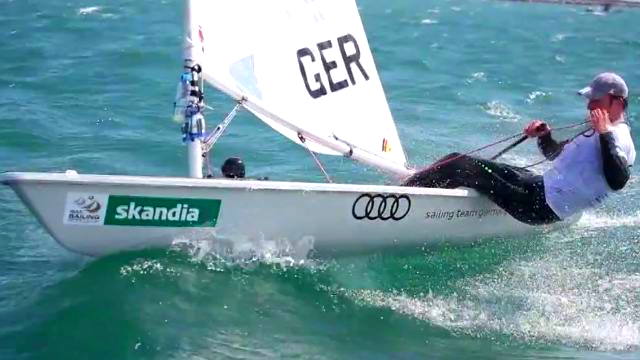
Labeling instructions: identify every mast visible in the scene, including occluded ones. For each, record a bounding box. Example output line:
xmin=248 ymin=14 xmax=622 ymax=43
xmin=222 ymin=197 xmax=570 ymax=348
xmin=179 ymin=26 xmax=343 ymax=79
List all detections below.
xmin=181 ymin=0 xmax=204 ymax=178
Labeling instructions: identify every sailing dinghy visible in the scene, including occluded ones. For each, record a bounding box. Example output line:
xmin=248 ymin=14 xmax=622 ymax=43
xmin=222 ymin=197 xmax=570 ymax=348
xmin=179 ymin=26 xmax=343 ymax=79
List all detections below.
xmin=1 ymin=0 xmax=553 ymax=257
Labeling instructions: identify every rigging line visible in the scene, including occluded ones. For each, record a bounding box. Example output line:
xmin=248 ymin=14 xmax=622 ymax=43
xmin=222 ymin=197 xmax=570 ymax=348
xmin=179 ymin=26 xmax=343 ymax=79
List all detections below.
xmin=202 ymin=102 xmax=243 ymax=154
xmin=490 ymin=120 xmax=593 ymax=161
xmin=203 ymin=152 xmax=214 ymax=178
xmin=521 ymin=157 xmax=548 ymax=169
xmin=415 ymin=120 xmax=590 ymax=174
xmin=522 ymin=125 xmax=594 ymax=169
xmin=298 ymin=133 xmax=333 ymax=183
xmin=415 ymin=133 xmax=525 ymax=174
xmin=490 ymin=135 xmax=529 ymax=160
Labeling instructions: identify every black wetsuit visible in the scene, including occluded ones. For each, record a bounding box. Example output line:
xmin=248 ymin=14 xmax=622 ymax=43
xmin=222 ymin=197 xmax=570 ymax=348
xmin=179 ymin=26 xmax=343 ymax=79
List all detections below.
xmin=402 ymin=152 xmax=560 ymax=225
xmin=402 ymin=129 xmax=632 ymax=225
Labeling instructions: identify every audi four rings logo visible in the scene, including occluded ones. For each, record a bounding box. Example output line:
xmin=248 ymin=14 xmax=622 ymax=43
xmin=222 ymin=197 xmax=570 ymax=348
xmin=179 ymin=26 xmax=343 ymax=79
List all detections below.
xmin=352 ymin=194 xmax=411 ymax=221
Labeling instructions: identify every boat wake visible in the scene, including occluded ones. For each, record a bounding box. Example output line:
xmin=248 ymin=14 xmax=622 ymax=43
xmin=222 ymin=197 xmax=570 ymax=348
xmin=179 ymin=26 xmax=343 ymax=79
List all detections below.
xmin=344 ymin=214 xmax=640 ymax=351
xmin=575 ymin=211 xmax=640 ymax=229
xmin=114 ymin=205 xmax=640 ymax=352
xmin=348 ymin=260 xmax=640 ymax=351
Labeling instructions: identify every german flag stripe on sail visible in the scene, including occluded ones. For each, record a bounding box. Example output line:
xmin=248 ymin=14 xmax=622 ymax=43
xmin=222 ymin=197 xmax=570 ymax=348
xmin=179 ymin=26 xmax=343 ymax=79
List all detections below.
xmin=382 ymin=138 xmax=392 ymax=152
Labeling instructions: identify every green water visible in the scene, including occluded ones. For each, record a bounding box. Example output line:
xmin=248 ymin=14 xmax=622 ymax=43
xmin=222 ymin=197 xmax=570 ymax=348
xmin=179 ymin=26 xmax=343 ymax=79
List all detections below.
xmin=1 ymin=0 xmax=639 ymax=358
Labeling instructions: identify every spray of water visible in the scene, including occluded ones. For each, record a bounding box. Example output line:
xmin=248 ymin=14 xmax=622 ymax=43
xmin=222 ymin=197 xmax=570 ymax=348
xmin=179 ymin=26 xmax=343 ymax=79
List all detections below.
xmin=167 ymin=228 xmax=320 ymax=270
xmin=346 ymin=214 xmax=640 ymax=351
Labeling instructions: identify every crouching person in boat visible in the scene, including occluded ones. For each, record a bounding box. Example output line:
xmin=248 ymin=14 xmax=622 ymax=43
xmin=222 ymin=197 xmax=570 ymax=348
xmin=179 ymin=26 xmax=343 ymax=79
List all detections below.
xmin=220 ymin=157 xmax=269 ymax=180
xmin=221 ymin=157 xmax=246 ymax=179
xmin=402 ymin=72 xmax=636 ymax=225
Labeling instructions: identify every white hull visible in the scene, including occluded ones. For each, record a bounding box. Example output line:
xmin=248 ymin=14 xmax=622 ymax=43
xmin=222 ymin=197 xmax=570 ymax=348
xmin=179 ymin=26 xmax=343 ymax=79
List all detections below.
xmin=1 ymin=172 xmax=560 ymax=257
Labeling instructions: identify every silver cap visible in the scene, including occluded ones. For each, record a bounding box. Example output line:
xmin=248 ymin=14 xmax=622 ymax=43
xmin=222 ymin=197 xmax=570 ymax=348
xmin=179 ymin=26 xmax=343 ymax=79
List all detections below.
xmin=578 ymin=72 xmax=629 ymax=100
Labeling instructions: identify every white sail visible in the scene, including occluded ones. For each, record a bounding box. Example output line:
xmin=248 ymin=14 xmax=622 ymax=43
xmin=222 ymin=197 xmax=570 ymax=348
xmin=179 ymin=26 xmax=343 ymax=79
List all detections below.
xmin=186 ymin=0 xmax=408 ymax=170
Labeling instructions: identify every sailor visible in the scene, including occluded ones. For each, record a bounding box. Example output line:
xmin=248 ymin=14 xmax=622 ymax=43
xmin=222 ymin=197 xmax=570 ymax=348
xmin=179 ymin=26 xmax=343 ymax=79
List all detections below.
xmin=221 ymin=157 xmax=246 ymax=179
xmin=220 ymin=157 xmax=270 ymax=180
xmin=403 ymin=72 xmax=635 ymax=225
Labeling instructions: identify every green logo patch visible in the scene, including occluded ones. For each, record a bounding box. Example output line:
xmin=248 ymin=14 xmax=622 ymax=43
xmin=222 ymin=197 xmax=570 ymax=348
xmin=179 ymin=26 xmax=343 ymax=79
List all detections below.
xmin=104 ymin=195 xmax=221 ymax=227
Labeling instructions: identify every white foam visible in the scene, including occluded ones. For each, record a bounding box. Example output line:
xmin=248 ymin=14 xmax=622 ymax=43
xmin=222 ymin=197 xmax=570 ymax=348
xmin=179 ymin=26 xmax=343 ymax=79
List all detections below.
xmin=482 ymin=101 xmax=521 ymax=122
xmin=550 ymin=33 xmax=569 ymax=42
xmin=576 ymin=211 xmax=640 ymax=229
xmin=465 ymin=72 xmax=487 ymax=84
xmin=526 ymin=91 xmax=549 ymax=104
xmin=119 ymin=259 xmax=180 ymax=284
xmin=349 ymin=257 xmax=640 ymax=351
xmin=420 ymin=19 xmax=439 ymax=25
xmin=169 ymin=229 xmax=317 ymax=269
xmin=77 ymin=6 xmax=101 ymax=15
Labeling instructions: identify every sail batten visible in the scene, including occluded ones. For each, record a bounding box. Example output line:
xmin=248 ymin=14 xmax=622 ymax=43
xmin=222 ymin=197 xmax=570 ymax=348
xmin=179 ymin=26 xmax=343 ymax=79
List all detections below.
xmin=187 ymin=0 xmax=410 ymax=175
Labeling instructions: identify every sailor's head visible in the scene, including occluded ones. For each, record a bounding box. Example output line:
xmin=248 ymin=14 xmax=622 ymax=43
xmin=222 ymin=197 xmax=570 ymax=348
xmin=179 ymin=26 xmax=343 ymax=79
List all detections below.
xmin=578 ymin=72 xmax=628 ymax=115
xmin=221 ymin=157 xmax=246 ymax=179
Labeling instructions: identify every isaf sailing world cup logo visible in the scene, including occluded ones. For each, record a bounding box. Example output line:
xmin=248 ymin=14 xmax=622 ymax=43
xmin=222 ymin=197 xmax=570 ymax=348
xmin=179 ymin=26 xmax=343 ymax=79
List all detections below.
xmin=351 ymin=194 xmax=411 ymax=221
xmin=63 ymin=193 xmax=108 ymax=225
xmin=75 ymin=195 xmax=101 ymax=213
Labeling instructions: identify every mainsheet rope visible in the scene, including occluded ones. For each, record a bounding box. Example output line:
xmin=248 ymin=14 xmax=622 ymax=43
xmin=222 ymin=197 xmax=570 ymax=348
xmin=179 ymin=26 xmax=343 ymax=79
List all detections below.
xmin=297 ymin=133 xmax=333 ymax=183
xmin=418 ymin=120 xmax=591 ymax=173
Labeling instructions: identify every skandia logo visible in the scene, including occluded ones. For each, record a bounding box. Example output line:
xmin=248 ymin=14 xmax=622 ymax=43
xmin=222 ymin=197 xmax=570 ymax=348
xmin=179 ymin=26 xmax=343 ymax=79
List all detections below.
xmin=104 ymin=195 xmax=221 ymax=227
xmin=115 ymin=202 xmax=200 ymax=222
